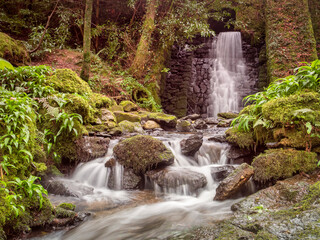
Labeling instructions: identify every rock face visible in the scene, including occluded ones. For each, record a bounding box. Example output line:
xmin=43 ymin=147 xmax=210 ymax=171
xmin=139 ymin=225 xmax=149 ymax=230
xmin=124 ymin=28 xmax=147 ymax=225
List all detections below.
xmin=180 ymin=134 xmax=203 ymax=156
xmin=113 ymin=135 xmax=174 ymax=174
xmin=214 ymin=163 xmax=254 ymax=201
xmin=76 ymin=136 xmax=109 ymax=162
xmin=146 ymin=167 xmax=207 ymax=191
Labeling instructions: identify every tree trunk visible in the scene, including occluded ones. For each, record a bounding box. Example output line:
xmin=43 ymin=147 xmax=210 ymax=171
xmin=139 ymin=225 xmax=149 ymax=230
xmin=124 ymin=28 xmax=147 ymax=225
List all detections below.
xmin=80 ymin=0 xmax=93 ymax=82
xmin=130 ymin=0 xmax=157 ymax=78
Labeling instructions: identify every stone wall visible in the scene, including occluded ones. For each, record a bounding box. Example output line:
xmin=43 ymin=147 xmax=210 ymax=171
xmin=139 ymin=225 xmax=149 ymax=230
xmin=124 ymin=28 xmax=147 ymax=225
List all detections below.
xmin=162 ymin=35 xmax=260 ymax=118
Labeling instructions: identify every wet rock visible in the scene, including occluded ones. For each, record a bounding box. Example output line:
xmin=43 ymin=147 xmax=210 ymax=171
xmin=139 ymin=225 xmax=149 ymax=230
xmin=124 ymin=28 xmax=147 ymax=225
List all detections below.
xmin=105 ymin=158 xmax=116 ymax=168
xmin=214 ymin=163 xmax=254 ymax=200
xmin=113 ymin=135 xmax=174 ymax=174
xmin=146 ymin=167 xmax=207 ymax=191
xmin=210 ymin=165 xmax=236 ymax=181
xmin=181 ymin=114 xmax=201 ymax=121
xmin=193 ymin=118 xmax=207 ymax=129
xmin=205 ymin=117 xmax=218 ymax=125
xmin=147 ymin=112 xmax=177 ymax=129
xmin=51 ymin=211 xmax=90 ymax=229
xmin=227 ymin=146 xmax=254 ymax=164
xmin=176 ymin=119 xmax=194 ymax=132
xmin=75 ymin=136 xmax=109 ymax=162
xmin=208 ymin=134 xmax=226 ymax=143
xmin=265 ymin=142 xmax=281 ymax=148
xmin=44 ymin=179 xmax=94 ymax=197
xmin=217 ymin=118 xmax=233 ymax=127
xmin=180 ymin=134 xmax=203 ymax=156
xmin=143 ymin=120 xmax=161 ymax=130
xmin=107 ymin=168 xmax=143 ymax=190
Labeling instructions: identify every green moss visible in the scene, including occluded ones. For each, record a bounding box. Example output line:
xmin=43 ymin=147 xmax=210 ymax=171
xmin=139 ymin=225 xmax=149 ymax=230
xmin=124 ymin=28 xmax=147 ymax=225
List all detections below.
xmin=57 ymin=203 xmax=76 ymax=211
xmin=256 ymin=230 xmax=278 ymax=240
xmin=119 ymin=120 xmax=143 ymax=133
xmin=113 ymin=111 xmax=141 ymax=123
xmin=217 ymin=112 xmax=239 ymax=119
xmin=47 ymin=69 xmax=93 ymax=95
xmin=252 ymin=148 xmax=318 ymax=183
xmin=296 ymin=181 xmax=320 ymax=211
xmin=262 ymin=91 xmax=320 ymax=126
xmin=113 ymin=135 xmax=174 ymax=174
xmin=119 ymin=100 xmax=138 ymax=112
xmin=0 ymin=32 xmax=29 ymax=65
xmin=88 ymin=92 xmax=113 ymax=109
xmin=147 ymin=112 xmax=177 ymax=128
xmin=55 ymin=207 xmax=76 ymax=219
xmin=109 ymin=105 xmax=124 ymax=112
xmin=225 ymin=128 xmax=255 ymax=149
xmin=64 ymin=93 xmax=94 ymax=124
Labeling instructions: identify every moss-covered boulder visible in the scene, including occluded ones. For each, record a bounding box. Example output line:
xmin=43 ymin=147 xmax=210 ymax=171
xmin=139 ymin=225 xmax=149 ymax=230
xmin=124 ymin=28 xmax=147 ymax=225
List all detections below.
xmin=119 ymin=100 xmax=138 ymax=112
xmin=262 ymin=91 xmax=320 ymax=126
xmin=176 ymin=119 xmax=193 ymax=132
xmin=119 ymin=120 xmax=144 ymax=134
xmin=147 ymin=112 xmax=177 ymax=129
xmin=142 ymin=120 xmax=161 ymax=130
xmin=252 ymin=148 xmax=318 ymax=183
xmin=109 ymin=104 xmax=124 ymax=112
xmin=88 ymin=93 xmax=113 ymax=109
xmin=113 ymin=111 xmax=141 ymax=123
xmin=226 ymin=128 xmax=255 ymax=149
xmin=113 ymin=135 xmax=174 ymax=174
xmin=0 ymin=32 xmax=29 ymax=65
xmin=218 ymin=112 xmax=239 ymax=119
xmin=48 ymin=69 xmax=92 ymax=95
xmin=64 ymin=93 xmax=93 ymax=124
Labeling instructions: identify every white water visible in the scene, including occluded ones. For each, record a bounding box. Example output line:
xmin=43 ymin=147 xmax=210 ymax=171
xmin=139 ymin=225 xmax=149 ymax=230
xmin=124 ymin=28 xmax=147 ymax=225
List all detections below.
xmin=207 ymin=32 xmax=247 ymax=117
xmin=31 ymin=133 xmax=242 ymax=240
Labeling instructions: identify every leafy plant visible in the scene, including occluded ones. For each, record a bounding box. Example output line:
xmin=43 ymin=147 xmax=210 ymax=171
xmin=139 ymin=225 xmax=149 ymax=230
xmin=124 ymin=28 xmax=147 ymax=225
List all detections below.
xmin=9 ymin=175 xmax=48 ymax=209
xmin=0 ymin=181 xmax=25 ymax=217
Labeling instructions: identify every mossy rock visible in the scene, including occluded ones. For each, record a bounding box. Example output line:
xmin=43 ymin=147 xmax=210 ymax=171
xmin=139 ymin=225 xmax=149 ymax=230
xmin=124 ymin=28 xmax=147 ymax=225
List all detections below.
xmin=109 ymin=105 xmax=124 ymax=112
xmin=262 ymin=91 xmax=320 ymax=126
xmin=57 ymin=203 xmax=76 ymax=211
xmin=119 ymin=120 xmax=144 ymax=134
xmin=48 ymin=69 xmax=92 ymax=95
xmin=89 ymin=93 xmax=113 ymax=109
xmin=252 ymin=148 xmax=318 ymax=183
xmin=64 ymin=93 xmax=94 ymax=124
xmin=55 ymin=207 xmax=76 ymax=219
xmin=147 ymin=112 xmax=177 ymax=129
xmin=217 ymin=112 xmax=239 ymax=119
xmin=225 ymin=128 xmax=255 ymax=149
xmin=119 ymin=100 xmax=138 ymax=112
xmin=113 ymin=111 xmax=141 ymax=123
xmin=0 ymin=32 xmax=29 ymax=65
xmin=113 ymin=135 xmax=174 ymax=174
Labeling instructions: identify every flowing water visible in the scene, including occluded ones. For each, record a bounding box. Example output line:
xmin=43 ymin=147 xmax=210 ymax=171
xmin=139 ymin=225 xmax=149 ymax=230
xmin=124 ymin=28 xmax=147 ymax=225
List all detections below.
xmin=30 ymin=132 xmax=246 ymax=240
xmin=207 ymin=31 xmax=247 ymax=117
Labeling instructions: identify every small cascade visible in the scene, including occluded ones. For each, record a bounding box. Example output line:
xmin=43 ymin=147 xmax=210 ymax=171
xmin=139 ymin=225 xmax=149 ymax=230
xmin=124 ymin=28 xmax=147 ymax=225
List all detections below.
xmin=207 ymin=32 xmax=247 ymax=117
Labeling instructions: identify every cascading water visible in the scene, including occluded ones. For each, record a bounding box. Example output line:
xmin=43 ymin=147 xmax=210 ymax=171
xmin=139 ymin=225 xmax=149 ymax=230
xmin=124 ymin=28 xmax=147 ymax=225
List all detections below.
xmin=30 ymin=132 xmax=245 ymax=240
xmin=207 ymin=31 xmax=247 ymax=117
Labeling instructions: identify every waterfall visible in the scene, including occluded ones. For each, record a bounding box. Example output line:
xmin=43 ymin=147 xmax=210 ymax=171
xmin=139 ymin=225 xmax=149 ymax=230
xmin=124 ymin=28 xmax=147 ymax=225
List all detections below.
xmin=207 ymin=32 xmax=247 ymax=117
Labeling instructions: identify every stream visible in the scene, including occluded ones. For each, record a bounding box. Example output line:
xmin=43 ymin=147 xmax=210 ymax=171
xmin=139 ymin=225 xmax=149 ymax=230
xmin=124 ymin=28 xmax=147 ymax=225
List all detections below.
xmin=29 ymin=130 xmax=252 ymax=240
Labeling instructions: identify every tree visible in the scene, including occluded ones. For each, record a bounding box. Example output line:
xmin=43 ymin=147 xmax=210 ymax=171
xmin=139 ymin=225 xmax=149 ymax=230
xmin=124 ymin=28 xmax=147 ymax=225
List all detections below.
xmin=80 ymin=0 xmax=93 ymax=81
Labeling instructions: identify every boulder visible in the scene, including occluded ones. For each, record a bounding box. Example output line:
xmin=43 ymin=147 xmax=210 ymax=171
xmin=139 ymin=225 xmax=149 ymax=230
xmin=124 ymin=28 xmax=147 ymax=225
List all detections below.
xmin=119 ymin=100 xmax=138 ymax=112
xmin=193 ymin=118 xmax=207 ymax=129
xmin=252 ymin=148 xmax=318 ymax=183
xmin=210 ymin=165 xmax=236 ymax=181
xmin=176 ymin=119 xmax=194 ymax=132
xmin=113 ymin=135 xmax=174 ymax=174
xmin=147 ymin=112 xmax=177 ymax=129
xmin=146 ymin=167 xmax=207 ymax=191
xmin=217 ymin=118 xmax=233 ymax=127
xmin=109 ymin=105 xmax=124 ymax=112
xmin=142 ymin=120 xmax=161 ymax=130
xmin=208 ymin=134 xmax=227 ymax=143
xmin=217 ymin=112 xmax=239 ymax=119
xmin=0 ymin=32 xmax=29 ymax=65
xmin=181 ymin=114 xmax=201 ymax=121
xmin=75 ymin=136 xmax=109 ymax=162
xmin=180 ymin=134 xmax=203 ymax=156
xmin=227 ymin=146 xmax=254 ymax=164
xmin=100 ymin=108 xmax=116 ymax=122
xmin=205 ymin=117 xmax=219 ymax=125
xmin=44 ymin=179 xmax=94 ymax=197
xmin=107 ymin=167 xmax=143 ymax=190
xmin=113 ymin=111 xmax=141 ymax=123
xmin=214 ymin=163 xmax=254 ymax=200
xmin=119 ymin=120 xmax=144 ymax=134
